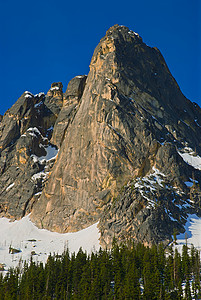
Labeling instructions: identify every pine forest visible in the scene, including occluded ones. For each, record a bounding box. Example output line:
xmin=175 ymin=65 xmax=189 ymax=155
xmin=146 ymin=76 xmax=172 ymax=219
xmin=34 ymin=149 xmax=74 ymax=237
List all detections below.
xmin=0 ymin=240 xmax=200 ymax=299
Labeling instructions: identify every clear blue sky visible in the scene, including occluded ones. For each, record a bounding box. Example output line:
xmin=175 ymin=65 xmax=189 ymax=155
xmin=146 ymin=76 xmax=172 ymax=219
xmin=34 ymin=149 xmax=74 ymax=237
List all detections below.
xmin=0 ymin=0 xmax=200 ymax=115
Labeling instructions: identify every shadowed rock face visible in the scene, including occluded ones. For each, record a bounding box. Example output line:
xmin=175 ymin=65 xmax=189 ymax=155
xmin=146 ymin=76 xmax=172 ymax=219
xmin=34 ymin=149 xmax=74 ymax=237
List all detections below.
xmin=1 ymin=25 xmax=201 ymax=247
xmin=29 ymin=25 xmax=201 ymax=246
xmin=0 ymin=90 xmax=60 ymax=219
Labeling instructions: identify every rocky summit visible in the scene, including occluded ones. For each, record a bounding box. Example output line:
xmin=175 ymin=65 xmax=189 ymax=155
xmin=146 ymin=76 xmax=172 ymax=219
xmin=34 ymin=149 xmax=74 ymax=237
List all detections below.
xmin=1 ymin=25 xmax=201 ymax=248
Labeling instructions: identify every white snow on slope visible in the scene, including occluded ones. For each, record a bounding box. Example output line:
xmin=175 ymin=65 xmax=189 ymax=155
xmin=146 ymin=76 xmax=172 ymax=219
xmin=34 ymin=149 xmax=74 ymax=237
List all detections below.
xmin=178 ymin=147 xmax=201 ymax=170
xmin=31 ymin=171 xmax=48 ymax=181
xmin=175 ymin=214 xmax=201 ymax=252
xmin=134 ymin=167 xmax=166 ymax=208
xmin=25 ymin=94 xmax=33 ymax=99
xmin=21 ymin=127 xmax=58 ymax=163
xmin=27 ymin=127 xmax=41 ymax=138
xmin=34 ymin=101 xmax=43 ymax=108
xmin=34 ymin=92 xmax=45 ymax=98
xmin=184 ymin=181 xmax=194 ymax=187
xmin=24 ymin=91 xmax=34 ymax=98
xmin=31 ymin=145 xmax=58 ymax=164
xmin=50 ymin=86 xmax=59 ymax=91
xmin=40 ymin=145 xmax=58 ymax=162
xmin=194 ymin=118 xmax=201 ymax=127
xmin=0 ymin=215 xmax=100 ymax=272
xmin=6 ymin=183 xmax=15 ymax=191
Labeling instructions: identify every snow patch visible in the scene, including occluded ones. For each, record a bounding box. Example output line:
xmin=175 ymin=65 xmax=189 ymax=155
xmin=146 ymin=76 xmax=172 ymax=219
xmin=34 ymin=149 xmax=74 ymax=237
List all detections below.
xmin=175 ymin=214 xmax=201 ymax=252
xmin=50 ymin=86 xmax=59 ymax=91
xmin=128 ymin=30 xmax=139 ymax=37
xmin=178 ymin=147 xmax=201 ymax=170
xmin=31 ymin=171 xmax=48 ymax=181
xmin=184 ymin=181 xmax=193 ymax=187
xmin=0 ymin=215 xmax=100 ymax=272
xmin=34 ymin=192 xmax=42 ymax=196
xmin=75 ymin=75 xmax=85 ymax=79
xmin=27 ymin=127 xmax=41 ymax=134
xmin=31 ymin=144 xmax=58 ymax=164
xmin=195 ymin=119 xmax=201 ymax=127
xmin=34 ymin=92 xmax=45 ymax=98
xmin=6 ymin=183 xmax=15 ymax=192
xmin=34 ymin=101 xmax=43 ymax=108
xmin=133 ymin=167 xmax=166 ymax=208
xmin=42 ymin=145 xmax=58 ymax=161
xmin=47 ymin=126 xmax=53 ymax=132
xmin=24 ymin=91 xmax=33 ymax=95
xmin=26 ymin=127 xmax=41 ymax=138
xmin=24 ymin=94 xmax=33 ymax=99
xmin=46 ymin=126 xmax=54 ymax=137
xmin=24 ymin=91 xmax=34 ymax=99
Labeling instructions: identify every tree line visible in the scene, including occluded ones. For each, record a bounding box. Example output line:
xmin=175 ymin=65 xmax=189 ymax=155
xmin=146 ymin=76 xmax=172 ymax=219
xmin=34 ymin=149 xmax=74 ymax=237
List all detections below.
xmin=0 ymin=240 xmax=200 ymax=299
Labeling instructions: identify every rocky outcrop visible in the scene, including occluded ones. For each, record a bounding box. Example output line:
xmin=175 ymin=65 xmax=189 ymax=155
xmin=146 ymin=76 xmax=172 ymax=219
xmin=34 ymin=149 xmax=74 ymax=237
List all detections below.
xmin=0 ymin=89 xmax=60 ymax=219
xmin=1 ymin=25 xmax=201 ymax=247
xmin=29 ymin=25 xmax=201 ymax=247
xmin=51 ymin=76 xmax=87 ymax=147
xmin=99 ymin=142 xmax=201 ymax=247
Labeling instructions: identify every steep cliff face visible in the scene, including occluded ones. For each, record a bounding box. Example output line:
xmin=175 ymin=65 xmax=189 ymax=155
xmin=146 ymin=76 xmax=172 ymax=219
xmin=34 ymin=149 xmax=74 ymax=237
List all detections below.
xmin=1 ymin=25 xmax=201 ymax=247
xmin=30 ymin=25 xmax=201 ymax=246
xmin=0 ymin=88 xmax=61 ymax=219
xmin=51 ymin=76 xmax=87 ymax=148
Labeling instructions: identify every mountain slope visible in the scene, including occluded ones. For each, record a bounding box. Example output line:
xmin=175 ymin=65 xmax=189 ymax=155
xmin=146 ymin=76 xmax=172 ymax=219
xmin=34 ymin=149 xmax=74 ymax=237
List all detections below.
xmin=1 ymin=25 xmax=201 ymax=247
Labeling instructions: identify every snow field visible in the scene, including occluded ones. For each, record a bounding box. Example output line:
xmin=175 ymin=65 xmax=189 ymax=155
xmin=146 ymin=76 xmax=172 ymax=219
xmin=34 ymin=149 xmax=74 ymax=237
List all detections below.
xmin=0 ymin=215 xmax=100 ymax=272
xmin=175 ymin=214 xmax=201 ymax=252
xmin=178 ymin=147 xmax=201 ymax=171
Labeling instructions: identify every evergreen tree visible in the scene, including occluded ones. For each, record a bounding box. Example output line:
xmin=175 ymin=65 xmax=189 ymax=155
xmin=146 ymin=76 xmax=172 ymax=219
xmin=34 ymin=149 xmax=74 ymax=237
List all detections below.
xmin=0 ymin=240 xmax=200 ymax=299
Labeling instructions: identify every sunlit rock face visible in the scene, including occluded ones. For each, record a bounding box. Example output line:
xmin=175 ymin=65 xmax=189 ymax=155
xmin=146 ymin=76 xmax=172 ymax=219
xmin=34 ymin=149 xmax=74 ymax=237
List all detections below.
xmin=1 ymin=25 xmax=201 ymax=247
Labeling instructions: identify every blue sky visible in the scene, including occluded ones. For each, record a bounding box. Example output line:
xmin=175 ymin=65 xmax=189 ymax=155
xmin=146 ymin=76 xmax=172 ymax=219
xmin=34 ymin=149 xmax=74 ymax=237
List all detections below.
xmin=0 ymin=0 xmax=200 ymax=115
